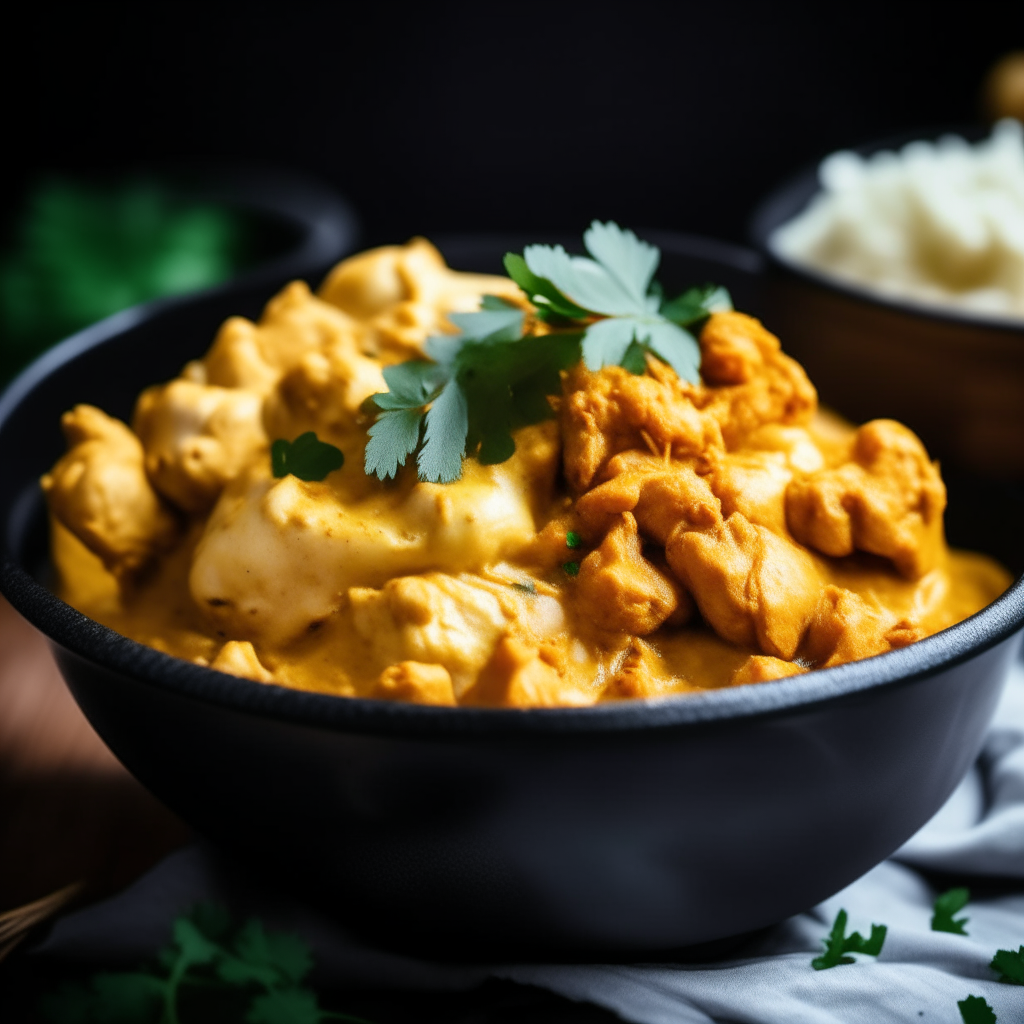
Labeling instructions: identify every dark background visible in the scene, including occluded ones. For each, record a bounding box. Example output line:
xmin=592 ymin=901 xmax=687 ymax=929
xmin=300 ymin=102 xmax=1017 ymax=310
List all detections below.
xmin=2 ymin=5 xmax=1022 ymax=253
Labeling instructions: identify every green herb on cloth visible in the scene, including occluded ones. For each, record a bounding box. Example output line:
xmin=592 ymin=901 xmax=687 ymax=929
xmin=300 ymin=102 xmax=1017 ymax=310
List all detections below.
xmin=40 ymin=904 xmax=369 ymax=1024
xmin=958 ymin=994 xmax=998 ymax=1023
xmin=271 ymin=433 xmax=344 ymax=482
xmin=991 ymin=944 xmax=1024 ymax=984
xmin=932 ymin=887 xmax=971 ymax=935
xmin=811 ymin=908 xmax=887 ymax=969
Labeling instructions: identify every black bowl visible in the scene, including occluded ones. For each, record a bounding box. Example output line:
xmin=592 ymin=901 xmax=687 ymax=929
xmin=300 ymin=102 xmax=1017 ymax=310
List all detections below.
xmin=749 ymin=127 xmax=1024 ymax=480
xmin=1 ymin=234 xmax=1022 ymax=960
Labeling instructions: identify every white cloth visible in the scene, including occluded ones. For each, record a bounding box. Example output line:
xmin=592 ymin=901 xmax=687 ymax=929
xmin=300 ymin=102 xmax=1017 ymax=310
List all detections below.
xmin=38 ymin=658 xmax=1024 ymax=1024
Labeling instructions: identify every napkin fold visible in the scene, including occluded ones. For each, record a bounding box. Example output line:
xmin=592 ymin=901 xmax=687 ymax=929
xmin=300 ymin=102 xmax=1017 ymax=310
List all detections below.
xmin=35 ymin=658 xmax=1024 ymax=1024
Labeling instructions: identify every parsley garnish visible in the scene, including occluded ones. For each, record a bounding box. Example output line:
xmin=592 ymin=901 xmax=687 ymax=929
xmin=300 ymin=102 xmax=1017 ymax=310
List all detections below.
xmin=40 ymin=905 xmax=367 ymax=1024
xmin=959 ymin=995 xmax=998 ymax=1023
xmin=811 ymin=908 xmax=887 ymax=969
xmin=932 ymin=887 xmax=970 ymax=935
xmin=271 ymin=432 xmax=344 ymax=482
xmin=566 ymin=531 xmax=582 ymax=549
xmin=363 ymin=300 xmax=579 ymax=482
xmin=504 ymin=221 xmax=731 ymax=384
xmin=363 ymin=222 xmax=731 ymax=484
xmin=991 ymin=945 xmax=1024 ymax=985
xmin=562 ymin=561 xmax=580 ymax=577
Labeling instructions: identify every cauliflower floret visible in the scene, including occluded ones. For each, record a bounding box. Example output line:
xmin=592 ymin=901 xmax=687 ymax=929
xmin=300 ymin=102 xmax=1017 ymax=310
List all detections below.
xmin=132 ymin=380 xmax=266 ymax=513
xmin=42 ymin=406 xmax=178 ymax=579
xmin=786 ymin=419 xmax=947 ymax=578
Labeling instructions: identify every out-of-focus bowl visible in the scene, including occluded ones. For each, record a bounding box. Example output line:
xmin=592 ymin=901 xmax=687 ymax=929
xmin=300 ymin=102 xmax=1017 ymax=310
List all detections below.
xmin=0 ymin=234 xmax=1022 ymax=960
xmin=749 ymin=129 xmax=1024 ymax=480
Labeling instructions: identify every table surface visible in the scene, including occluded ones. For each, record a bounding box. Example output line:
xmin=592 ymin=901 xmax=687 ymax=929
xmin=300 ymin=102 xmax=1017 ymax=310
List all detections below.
xmin=0 ymin=594 xmax=189 ymax=915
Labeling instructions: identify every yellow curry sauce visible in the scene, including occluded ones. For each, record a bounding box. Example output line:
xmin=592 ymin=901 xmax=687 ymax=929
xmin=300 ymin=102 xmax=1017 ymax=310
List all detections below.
xmin=43 ymin=239 xmax=1012 ymax=707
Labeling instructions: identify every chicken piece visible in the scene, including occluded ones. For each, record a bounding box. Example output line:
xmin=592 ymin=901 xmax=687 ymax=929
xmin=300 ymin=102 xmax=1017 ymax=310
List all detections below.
xmin=41 ymin=406 xmax=179 ymax=579
xmin=261 ymin=346 xmax=386 ymax=444
xmin=786 ymin=419 xmax=947 ymax=578
xmin=373 ymin=661 xmax=456 ymax=706
xmin=462 ymin=635 xmax=590 ymax=708
xmin=561 ymin=363 xmax=723 ymax=492
xmin=318 ymin=238 xmax=523 ymax=358
xmin=666 ymin=512 xmax=822 ymax=660
xmin=349 ymin=574 xmax=509 ymax=698
xmin=202 ymin=282 xmax=363 ymax=394
xmin=696 ymin=312 xmax=818 ymax=447
xmin=575 ymin=452 xmax=721 ymax=545
xmin=602 ymin=638 xmax=677 ymax=700
xmin=132 ymin=380 xmax=265 ymax=513
xmin=574 ymin=512 xmax=689 ymax=634
xmin=210 ymin=640 xmax=274 ymax=683
xmin=189 ymin=449 xmax=538 ymax=646
xmin=801 ymin=585 xmax=925 ymax=668
xmin=730 ymin=655 xmax=806 ymax=686
xmin=708 ymin=450 xmax=793 ymax=537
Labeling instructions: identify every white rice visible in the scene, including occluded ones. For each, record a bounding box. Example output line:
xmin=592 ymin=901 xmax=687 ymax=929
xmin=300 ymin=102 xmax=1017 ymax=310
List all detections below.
xmin=772 ymin=119 xmax=1024 ymax=320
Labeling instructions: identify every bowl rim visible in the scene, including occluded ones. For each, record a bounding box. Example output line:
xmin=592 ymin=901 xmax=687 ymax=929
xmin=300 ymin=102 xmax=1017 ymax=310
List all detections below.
xmin=748 ymin=124 xmax=1024 ymax=335
xmin=2 ymin=230 xmax=1022 ymax=738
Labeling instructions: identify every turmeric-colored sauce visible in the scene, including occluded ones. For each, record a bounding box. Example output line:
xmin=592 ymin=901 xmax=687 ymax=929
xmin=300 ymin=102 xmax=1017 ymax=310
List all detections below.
xmin=43 ymin=239 xmax=1012 ymax=707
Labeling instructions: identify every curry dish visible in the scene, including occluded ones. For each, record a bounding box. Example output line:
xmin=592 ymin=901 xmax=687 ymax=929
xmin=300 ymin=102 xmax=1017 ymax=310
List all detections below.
xmin=43 ymin=239 xmax=1012 ymax=707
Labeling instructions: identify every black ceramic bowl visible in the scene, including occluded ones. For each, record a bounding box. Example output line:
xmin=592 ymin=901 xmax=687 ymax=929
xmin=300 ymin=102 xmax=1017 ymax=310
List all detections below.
xmin=1 ymin=234 xmax=1022 ymax=960
xmin=750 ymin=128 xmax=1024 ymax=480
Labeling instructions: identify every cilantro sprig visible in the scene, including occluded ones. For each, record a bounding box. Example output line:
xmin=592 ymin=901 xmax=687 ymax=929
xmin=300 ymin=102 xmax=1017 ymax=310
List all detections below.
xmin=271 ymin=432 xmax=344 ymax=482
xmin=363 ymin=222 xmax=731 ymax=484
xmin=959 ymin=995 xmax=998 ymax=1023
xmin=505 ymin=221 xmax=731 ymax=383
xmin=811 ymin=908 xmax=887 ymax=969
xmin=991 ymin=944 xmax=1024 ymax=985
xmin=40 ymin=905 xmax=367 ymax=1024
xmin=364 ymin=299 xmax=578 ymax=482
xmin=932 ymin=887 xmax=970 ymax=935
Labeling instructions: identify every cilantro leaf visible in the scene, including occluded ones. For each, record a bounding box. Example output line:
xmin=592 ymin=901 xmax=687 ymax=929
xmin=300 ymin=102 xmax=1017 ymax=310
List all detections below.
xmin=582 ymin=220 xmax=660 ymax=311
xmin=246 ymin=987 xmax=323 ymax=1024
xmin=524 ymin=240 xmax=649 ymax=317
xmin=503 ymin=252 xmax=593 ymax=320
xmin=566 ymin=531 xmax=582 ymax=549
xmin=958 ymin=995 xmax=998 ymax=1023
xmin=271 ymin=433 xmax=344 ymax=482
xmin=372 ymin=361 xmax=445 ymax=409
xmin=581 ymin=316 xmax=640 ymax=370
xmin=660 ymin=283 xmax=733 ymax=325
xmin=811 ymin=908 xmax=887 ymax=969
xmin=418 ymin=376 xmax=468 ymax=484
xmin=563 ymin=561 xmax=580 ymax=576
xmin=932 ymin=887 xmax=970 ymax=935
xmin=364 ymin=409 xmax=423 ymax=480
xmin=991 ymin=945 xmax=1024 ymax=984
xmin=638 ymin=320 xmax=701 ymax=383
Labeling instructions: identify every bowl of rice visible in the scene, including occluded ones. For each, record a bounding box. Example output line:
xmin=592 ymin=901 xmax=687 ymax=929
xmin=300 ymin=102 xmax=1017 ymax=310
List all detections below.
xmin=750 ymin=121 xmax=1024 ymax=480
